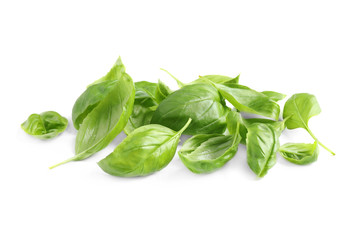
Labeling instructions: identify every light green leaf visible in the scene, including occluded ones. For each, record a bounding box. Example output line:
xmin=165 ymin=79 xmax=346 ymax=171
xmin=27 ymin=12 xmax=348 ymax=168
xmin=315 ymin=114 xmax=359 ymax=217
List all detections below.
xmin=261 ymin=91 xmax=286 ymax=102
xmin=98 ymin=119 xmax=192 ymax=177
xmin=279 ymin=142 xmax=319 ymax=165
xmin=246 ymin=123 xmax=279 ymax=177
xmin=21 ymin=111 xmax=68 ymax=139
xmin=283 ymin=93 xmax=335 ymax=155
xmin=212 ymin=83 xmax=280 ymax=120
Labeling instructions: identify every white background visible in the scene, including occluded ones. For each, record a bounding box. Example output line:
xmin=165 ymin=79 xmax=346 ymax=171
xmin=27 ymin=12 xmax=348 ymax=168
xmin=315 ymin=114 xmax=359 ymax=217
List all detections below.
xmin=1 ymin=0 xmax=359 ymax=239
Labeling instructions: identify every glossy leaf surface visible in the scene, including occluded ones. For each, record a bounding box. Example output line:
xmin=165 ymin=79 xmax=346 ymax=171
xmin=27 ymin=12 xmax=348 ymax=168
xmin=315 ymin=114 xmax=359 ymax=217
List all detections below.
xmin=283 ymin=93 xmax=335 ymax=155
xmin=50 ymin=57 xmax=135 ymax=169
xmin=72 ymin=57 xmax=127 ymax=130
xmin=179 ymin=132 xmax=241 ymax=174
xmin=212 ymin=83 xmax=280 ymax=120
xmin=21 ymin=111 xmax=68 ymax=139
xmin=151 ymin=84 xmax=229 ymax=135
xmin=279 ymin=142 xmax=319 ymax=165
xmin=246 ymin=123 xmax=279 ymax=177
xmin=98 ymin=119 xmax=192 ymax=177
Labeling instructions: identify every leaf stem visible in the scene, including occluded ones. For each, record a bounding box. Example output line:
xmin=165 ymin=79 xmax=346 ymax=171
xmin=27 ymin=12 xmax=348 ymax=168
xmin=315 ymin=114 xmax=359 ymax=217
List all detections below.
xmin=160 ymin=68 xmax=185 ymax=88
xmin=49 ymin=156 xmax=77 ymax=169
xmin=178 ymin=118 xmax=192 ymax=134
xmin=306 ymin=127 xmax=335 ymax=156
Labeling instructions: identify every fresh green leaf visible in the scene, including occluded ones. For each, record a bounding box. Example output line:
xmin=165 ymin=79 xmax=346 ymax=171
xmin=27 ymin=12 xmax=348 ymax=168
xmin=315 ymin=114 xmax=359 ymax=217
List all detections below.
xmin=124 ymin=82 xmax=159 ymax=135
xmin=179 ymin=124 xmax=241 ymax=173
xmin=283 ymin=93 xmax=335 ymax=155
xmin=86 ymin=57 xmax=126 ymax=88
xmin=155 ymin=79 xmax=172 ymax=102
xmin=160 ymin=68 xmax=240 ymax=88
xmin=211 ymin=83 xmax=280 ymax=120
xmin=279 ymin=142 xmax=319 ymax=165
xmin=50 ymin=57 xmax=135 ymax=169
xmin=246 ymin=123 xmax=280 ymax=177
xmin=98 ymin=119 xmax=192 ymax=177
xmin=21 ymin=111 xmax=68 ymax=139
xmin=261 ymin=91 xmax=286 ymax=102
xmin=151 ymin=83 xmax=229 ymax=135
xmin=72 ymin=57 xmax=127 ymax=130
xmin=192 ymin=74 xmax=240 ymax=85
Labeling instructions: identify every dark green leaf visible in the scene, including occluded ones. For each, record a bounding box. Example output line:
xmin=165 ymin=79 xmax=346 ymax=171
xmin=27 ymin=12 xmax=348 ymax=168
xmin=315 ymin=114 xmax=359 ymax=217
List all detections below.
xmin=279 ymin=142 xmax=319 ymax=165
xmin=151 ymin=84 xmax=229 ymax=135
xmin=283 ymin=93 xmax=335 ymax=155
xmin=98 ymin=119 xmax=192 ymax=177
xmin=21 ymin=111 xmax=68 ymax=139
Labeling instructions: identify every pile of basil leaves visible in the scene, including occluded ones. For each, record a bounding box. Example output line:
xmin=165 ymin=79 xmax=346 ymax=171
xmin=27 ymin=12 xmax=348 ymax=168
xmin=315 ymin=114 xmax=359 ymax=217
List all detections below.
xmin=22 ymin=57 xmax=335 ymax=177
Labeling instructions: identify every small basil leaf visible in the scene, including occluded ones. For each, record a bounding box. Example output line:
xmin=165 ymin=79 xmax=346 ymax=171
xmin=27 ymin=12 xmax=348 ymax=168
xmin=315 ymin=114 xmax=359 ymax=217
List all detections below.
xmin=192 ymin=74 xmax=240 ymax=85
xmin=179 ymin=131 xmax=241 ymax=174
xmin=261 ymin=91 xmax=286 ymax=102
xmin=283 ymin=93 xmax=335 ymax=155
xmin=151 ymin=84 xmax=229 ymax=135
xmin=279 ymin=142 xmax=319 ymax=165
xmin=98 ymin=119 xmax=192 ymax=177
xmin=134 ymin=81 xmax=158 ymax=102
xmin=155 ymin=79 xmax=172 ymax=102
xmin=50 ymin=58 xmax=135 ymax=169
xmin=246 ymin=123 xmax=279 ymax=177
xmin=212 ymin=83 xmax=280 ymax=120
xmin=21 ymin=111 xmax=68 ymax=139
xmin=124 ymin=96 xmax=157 ymax=135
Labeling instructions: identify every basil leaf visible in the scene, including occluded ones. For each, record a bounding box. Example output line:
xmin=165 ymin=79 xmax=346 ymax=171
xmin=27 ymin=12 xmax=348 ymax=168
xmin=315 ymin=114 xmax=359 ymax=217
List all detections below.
xmin=124 ymin=82 xmax=159 ymax=135
xmin=160 ymin=68 xmax=239 ymax=87
xmin=151 ymin=84 xmax=229 ymax=135
xmin=179 ymin=131 xmax=241 ymax=174
xmin=226 ymin=111 xmax=286 ymax=145
xmin=279 ymin=142 xmax=319 ymax=165
xmin=283 ymin=93 xmax=335 ymax=155
xmin=155 ymin=79 xmax=172 ymax=102
xmin=50 ymin=58 xmax=135 ymax=169
xmin=21 ymin=111 xmax=68 ymax=139
xmin=98 ymin=119 xmax=192 ymax=177
xmin=212 ymin=83 xmax=280 ymax=120
xmin=72 ymin=57 xmax=126 ymax=130
xmin=192 ymin=74 xmax=240 ymax=85
xmin=261 ymin=91 xmax=286 ymax=102
xmin=246 ymin=123 xmax=280 ymax=177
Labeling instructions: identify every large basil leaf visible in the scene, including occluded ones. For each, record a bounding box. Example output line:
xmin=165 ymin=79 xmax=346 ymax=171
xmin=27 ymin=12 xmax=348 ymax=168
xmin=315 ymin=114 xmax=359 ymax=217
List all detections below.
xmin=279 ymin=142 xmax=319 ymax=165
xmin=179 ymin=131 xmax=241 ymax=174
xmin=21 ymin=111 xmax=68 ymax=139
xmin=50 ymin=58 xmax=135 ymax=169
xmin=72 ymin=57 xmax=127 ymax=130
xmin=246 ymin=123 xmax=280 ymax=177
xmin=98 ymin=119 xmax=192 ymax=177
xmin=212 ymin=83 xmax=280 ymax=120
xmin=283 ymin=93 xmax=335 ymax=155
xmin=151 ymin=83 xmax=229 ymax=135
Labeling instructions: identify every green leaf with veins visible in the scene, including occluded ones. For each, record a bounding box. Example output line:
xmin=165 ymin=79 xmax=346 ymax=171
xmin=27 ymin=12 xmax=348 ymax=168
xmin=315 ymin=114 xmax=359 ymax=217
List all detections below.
xmin=279 ymin=142 xmax=319 ymax=165
xmin=283 ymin=93 xmax=335 ymax=155
xmin=98 ymin=119 xmax=192 ymax=177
